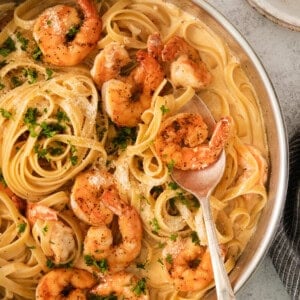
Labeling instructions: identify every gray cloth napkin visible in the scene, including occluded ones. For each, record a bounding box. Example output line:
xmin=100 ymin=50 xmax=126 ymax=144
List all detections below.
xmin=269 ymin=131 xmax=300 ymax=300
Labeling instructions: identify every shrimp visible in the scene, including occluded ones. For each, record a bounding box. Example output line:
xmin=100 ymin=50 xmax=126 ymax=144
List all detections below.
xmin=83 ymin=188 xmax=142 ymax=272
xmin=161 ymin=35 xmax=212 ymax=89
xmin=70 ymin=169 xmax=115 ymax=226
xmin=33 ymin=0 xmax=102 ymax=66
xmin=163 ymin=238 xmax=226 ymax=292
xmin=36 ymin=268 xmax=96 ymax=300
xmin=90 ymin=271 xmax=149 ymax=300
xmin=102 ymin=50 xmax=164 ymax=127
xmin=90 ymin=42 xmax=131 ymax=90
xmin=155 ymin=113 xmax=232 ymax=170
xmin=27 ymin=203 xmax=75 ymax=264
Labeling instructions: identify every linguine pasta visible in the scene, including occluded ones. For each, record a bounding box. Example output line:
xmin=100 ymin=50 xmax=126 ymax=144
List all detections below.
xmin=0 ymin=0 xmax=268 ymax=299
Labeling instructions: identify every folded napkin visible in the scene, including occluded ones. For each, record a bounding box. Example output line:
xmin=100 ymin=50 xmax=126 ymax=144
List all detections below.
xmin=269 ymin=131 xmax=300 ymax=300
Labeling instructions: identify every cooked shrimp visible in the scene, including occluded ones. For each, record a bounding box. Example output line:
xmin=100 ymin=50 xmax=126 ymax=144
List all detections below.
xmin=27 ymin=204 xmax=76 ymax=264
xmin=90 ymin=271 xmax=149 ymax=300
xmin=36 ymin=268 xmax=96 ymax=300
xmin=147 ymin=32 xmax=163 ymax=60
xmin=83 ymin=188 xmax=142 ymax=272
xmin=161 ymin=35 xmax=212 ymax=89
xmin=155 ymin=113 xmax=232 ymax=170
xmin=33 ymin=0 xmax=102 ymax=66
xmin=70 ymin=169 xmax=115 ymax=226
xmin=90 ymin=42 xmax=131 ymax=89
xmin=163 ymin=238 xmax=226 ymax=292
xmin=102 ymin=50 xmax=164 ymax=127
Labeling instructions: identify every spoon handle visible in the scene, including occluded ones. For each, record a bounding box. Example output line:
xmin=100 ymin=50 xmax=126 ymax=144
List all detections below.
xmin=195 ymin=197 xmax=236 ymax=300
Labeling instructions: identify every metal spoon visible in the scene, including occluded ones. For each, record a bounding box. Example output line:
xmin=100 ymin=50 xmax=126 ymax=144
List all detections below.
xmin=171 ymin=92 xmax=236 ymax=300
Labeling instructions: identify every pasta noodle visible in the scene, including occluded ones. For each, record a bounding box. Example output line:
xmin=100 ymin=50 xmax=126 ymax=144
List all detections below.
xmin=0 ymin=0 xmax=268 ymax=299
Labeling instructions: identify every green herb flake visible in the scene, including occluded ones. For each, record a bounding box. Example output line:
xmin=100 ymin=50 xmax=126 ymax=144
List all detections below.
xmin=0 ymin=108 xmax=12 ymax=119
xmin=168 ymin=181 xmax=178 ymax=190
xmin=23 ymin=68 xmax=38 ymax=84
xmin=112 ymin=126 xmax=136 ymax=151
xmin=160 ymin=105 xmax=170 ymax=115
xmin=66 ymin=24 xmax=81 ymax=42
xmin=11 ymin=76 xmax=22 ymax=88
xmin=34 ymin=144 xmax=49 ymax=160
xmin=136 ymin=261 xmax=147 ymax=269
xmin=157 ymin=258 xmax=164 ymax=265
xmin=56 ymin=110 xmax=69 ymax=123
xmin=191 ymin=231 xmax=200 ymax=245
xmin=170 ymin=233 xmax=178 ymax=241
xmin=16 ymin=32 xmax=29 ymax=51
xmin=46 ymin=259 xmax=55 ymax=268
xmin=84 ymin=255 xmax=108 ymax=273
xmin=166 ymin=159 xmax=175 ymax=173
xmin=165 ymin=253 xmax=173 ymax=264
xmin=46 ymin=68 xmax=53 ymax=80
xmin=17 ymin=222 xmax=27 ymax=233
xmin=40 ymin=121 xmax=65 ymax=138
xmin=150 ymin=217 xmax=160 ymax=234
xmin=32 ymin=45 xmax=42 ymax=61
xmin=132 ymin=278 xmax=147 ymax=296
xmin=0 ymin=82 xmax=5 ymax=90
xmin=42 ymin=225 xmax=48 ymax=235
xmin=0 ymin=37 xmax=16 ymax=57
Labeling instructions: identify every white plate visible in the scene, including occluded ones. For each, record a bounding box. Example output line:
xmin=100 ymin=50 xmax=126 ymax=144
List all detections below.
xmin=247 ymin=0 xmax=300 ymax=31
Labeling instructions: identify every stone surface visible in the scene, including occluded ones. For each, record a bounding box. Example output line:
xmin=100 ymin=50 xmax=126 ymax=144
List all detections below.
xmin=204 ymin=0 xmax=299 ymax=299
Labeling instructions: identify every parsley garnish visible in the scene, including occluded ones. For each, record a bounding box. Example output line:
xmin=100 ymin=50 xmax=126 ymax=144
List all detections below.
xmin=168 ymin=181 xmax=178 ymax=190
xmin=32 ymin=45 xmax=42 ymax=61
xmin=23 ymin=68 xmax=38 ymax=84
xmin=16 ymin=32 xmax=29 ymax=51
xmin=17 ymin=223 xmax=27 ymax=233
xmin=191 ymin=231 xmax=200 ymax=245
xmin=46 ymin=259 xmax=55 ymax=268
xmin=160 ymin=105 xmax=170 ymax=115
xmin=66 ymin=24 xmax=81 ymax=42
xmin=112 ymin=126 xmax=136 ymax=151
xmin=24 ymin=107 xmax=39 ymax=137
xmin=132 ymin=278 xmax=147 ymax=296
xmin=40 ymin=121 xmax=65 ymax=138
xmin=0 ymin=37 xmax=16 ymax=57
xmin=84 ymin=255 xmax=108 ymax=272
xmin=46 ymin=68 xmax=53 ymax=80
xmin=56 ymin=110 xmax=69 ymax=123
xmin=150 ymin=217 xmax=160 ymax=234
xmin=170 ymin=233 xmax=178 ymax=241
xmin=0 ymin=108 xmax=12 ymax=119
xmin=42 ymin=225 xmax=48 ymax=235
xmin=136 ymin=261 xmax=147 ymax=269
xmin=11 ymin=76 xmax=22 ymax=88
xmin=0 ymin=82 xmax=5 ymax=90
xmin=166 ymin=159 xmax=175 ymax=173
xmin=165 ymin=253 xmax=173 ymax=264
xmin=34 ymin=144 xmax=49 ymax=161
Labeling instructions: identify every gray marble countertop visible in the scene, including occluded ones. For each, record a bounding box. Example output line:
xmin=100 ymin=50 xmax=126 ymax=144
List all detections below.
xmin=204 ymin=0 xmax=300 ymax=299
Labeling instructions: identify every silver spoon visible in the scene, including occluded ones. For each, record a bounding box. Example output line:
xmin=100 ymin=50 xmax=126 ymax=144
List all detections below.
xmin=171 ymin=92 xmax=236 ymax=300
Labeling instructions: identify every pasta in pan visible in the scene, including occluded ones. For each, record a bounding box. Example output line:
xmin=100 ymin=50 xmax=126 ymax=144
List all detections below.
xmin=0 ymin=0 xmax=268 ymax=299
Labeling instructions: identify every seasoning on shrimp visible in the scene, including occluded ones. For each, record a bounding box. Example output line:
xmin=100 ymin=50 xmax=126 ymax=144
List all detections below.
xmin=155 ymin=113 xmax=232 ymax=170
xmin=162 ymin=35 xmax=212 ymax=89
xmin=163 ymin=238 xmax=226 ymax=291
xmin=35 ymin=268 xmax=96 ymax=299
xmin=33 ymin=0 xmax=102 ymax=66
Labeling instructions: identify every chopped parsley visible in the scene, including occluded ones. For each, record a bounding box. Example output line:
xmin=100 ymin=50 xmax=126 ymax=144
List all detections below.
xmin=23 ymin=68 xmax=38 ymax=84
xmin=166 ymin=159 xmax=175 ymax=173
xmin=46 ymin=259 xmax=55 ymax=269
xmin=32 ymin=45 xmax=42 ymax=61
xmin=191 ymin=231 xmax=200 ymax=245
xmin=87 ymin=294 xmax=117 ymax=300
xmin=24 ymin=107 xmax=40 ymax=137
xmin=168 ymin=181 xmax=178 ymax=190
xmin=56 ymin=110 xmax=69 ymax=123
xmin=132 ymin=278 xmax=147 ymax=296
xmin=165 ymin=253 xmax=173 ymax=264
xmin=150 ymin=217 xmax=160 ymax=234
xmin=11 ymin=76 xmax=22 ymax=88
xmin=136 ymin=261 xmax=147 ymax=269
xmin=112 ymin=126 xmax=136 ymax=151
xmin=46 ymin=68 xmax=53 ymax=80
xmin=160 ymin=105 xmax=170 ymax=115
xmin=34 ymin=144 xmax=49 ymax=161
xmin=69 ymin=143 xmax=78 ymax=166
xmin=40 ymin=121 xmax=65 ymax=138
xmin=84 ymin=255 xmax=108 ymax=272
xmin=16 ymin=32 xmax=29 ymax=51
xmin=157 ymin=258 xmax=164 ymax=265
xmin=0 ymin=82 xmax=4 ymax=90
xmin=17 ymin=222 xmax=27 ymax=233
xmin=0 ymin=37 xmax=16 ymax=57
xmin=66 ymin=24 xmax=81 ymax=42
xmin=42 ymin=225 xmax=48 ymax=235
xmin=0 ymin=108 xmax=12 ymax=119
xmin=170 ymin=233 xmax=178 ymax=241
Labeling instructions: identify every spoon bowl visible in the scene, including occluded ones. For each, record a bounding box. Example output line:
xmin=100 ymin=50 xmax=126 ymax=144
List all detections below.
xmin=171 ymin=91 xmax=235 ymax=300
